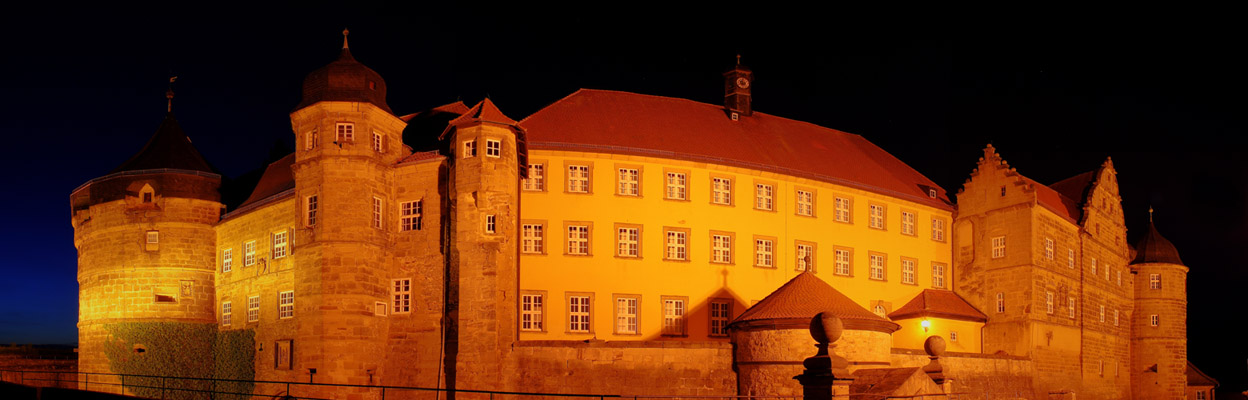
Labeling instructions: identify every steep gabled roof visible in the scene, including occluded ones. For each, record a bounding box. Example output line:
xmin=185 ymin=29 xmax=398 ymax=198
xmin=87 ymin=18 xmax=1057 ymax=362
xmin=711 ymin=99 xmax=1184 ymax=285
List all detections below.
xmin=731 ymin=272 xmax=898 ymax=332
xmin=111 ymin=113 xmax=215 ymax=174
xmin=448 ymin=98 xmax=518 ymax=128
xmin=1049 ymin=171 xmax=1096 ymax=205
xmin=518 ymin=89 xmax=951 ymax=210
xmin=1187 ymin=361 xmax=1219 ymax=387
xmin=1022 ymin=176 xmax=1082 ymax=223
xmin=237 ymin=153 xmax=295 ymax=209
xmin=888 ymin=289 xmax=987 ymax=322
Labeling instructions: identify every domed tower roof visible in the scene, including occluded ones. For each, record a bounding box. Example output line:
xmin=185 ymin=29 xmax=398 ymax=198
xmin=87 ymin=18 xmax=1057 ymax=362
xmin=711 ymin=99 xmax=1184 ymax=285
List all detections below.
xmin=110 ymin=112 xmax=215 ymax=174
xmin=295 ymin=29 xmax=392 ymax=114
xmin=1132 ymin=210 xmax=1184 ymax=266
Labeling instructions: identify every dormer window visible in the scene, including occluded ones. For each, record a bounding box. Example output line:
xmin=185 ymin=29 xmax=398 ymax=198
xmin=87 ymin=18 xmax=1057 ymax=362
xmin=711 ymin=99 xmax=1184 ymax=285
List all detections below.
xmin=336 ymin=123 xmax=354 ymax=143
xmin=929 ymin=188 xmax=937 ymax=198
xmin=143 ymin=193 xmax=152 ymax=203
xmin=368 ymin=81 xmax=376 ymax=90
xmin=140 ymin=184 xmax=155 ymax=204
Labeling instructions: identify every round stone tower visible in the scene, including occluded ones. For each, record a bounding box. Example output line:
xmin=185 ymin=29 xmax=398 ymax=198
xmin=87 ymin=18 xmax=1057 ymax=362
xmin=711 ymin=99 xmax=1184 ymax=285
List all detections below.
xmin=1129 ymin=210 xmax=1188 ymax=400
xmin=70 ymin=110 xmax=222 ymax=385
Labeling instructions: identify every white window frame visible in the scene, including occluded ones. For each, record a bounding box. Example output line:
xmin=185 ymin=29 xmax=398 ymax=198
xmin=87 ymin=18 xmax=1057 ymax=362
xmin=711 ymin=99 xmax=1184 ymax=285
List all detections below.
xmin=524 ymin=164 xmax=545 ymax=191
xmin=305 ymin=195 xmax=318 ymax=227
xmin=1045 ymin=291 xmax=1054 ymax=314
xmin=712 ymin=235 xmax=732 ymax=263
xmin=1044 ymin=238 xmax=1054 ymax=260
xmin=796 ymin=244 xmax=815 ymax=272
xmin=835 ymin=197 xmax=852 ymax=223
xmin=869 ymin=204 xmax=885 ymax=229
xmin=1117 ymin=270 xmax=1122 ymax=286
xmin=756 ymin=184 xmax=774 ymax=211
xmin=755 ymin=239 xmax=773 ymax=267
xmin=485 ymin=139 xmax=501 ymax=157
xmin=569 ymin=295 xmax=591 ymax=333
xmin=931 ymin=218 xmax=945 ymax=241
xmin=796 ymin=190 xmax=813 ymax=216
xmin=1149 ymin=273 xmax=1161 ymax=289
xmin=1113 ymin=309 xmax=1119 ymax=326
xmin=932 ymin=263 xmax=946 ymax=289
xmin=247 ymin=296 xmax=260 ymax=322
xmin=709 ymin=300 xmax=731 ymax=337
xmin=521 ymin=294 xmax=543 ymax=331
xmin=222 ymin=301 xmax=232 ymax=326
xmin=147 ymin=231 xmax=160 ymax=244
xmin=1150 ymin=314 xmax=1159 ymax=326
xmin=618 ymin=168 xmax=639 ymax=196
xmin=272 ymin=231 xmax=288 ymax=259
xmin=462 ymin=140 xmax=476 ymax=158
xmin=900 ymin=211 xmax=915 ymax=235
xmin=616 ymin=296 xmax=639 ymax=334
xmin=278 ymin=291 xmax=294 ymax=319
xmin=222 ymin=248 xmax=233 ymax=273
xmin=665 ymin=230 xmax=687 ymax=261
xmin=372 ymin=197 xmax=384 ymax=229
xmin=1099 ymin=305 xmax=1105 ymax=323
xmin=1091 ymin=257 xmax=1098 ymax=275
xmin=617 ymin=227 xmax=640 ymax=257
xmin=522 ymin=224 xmax=544 ymax=254
xmin=996 ymin=293 xmax=1005 ymax=313
xmin=305 ymin=127 xmax=317 ymax=150
xmin=834 ymin=248 xmax=851 ymax=276
xmin=401 ymin=200 xmax=421 ymax=231
xmin=568 ymin=165 xmax=590 ymax=193
xmin=1068 ymin=296 xmax=1076 ymax=318
xmin=1068 ymin=249 xmax=1075 ymax=268
xmin=662 ymin=298 xmax=686 ymax=336
xmin=901 ymin=259 xmax=915 ymax=284
xmin=991 ymin=236 xmax=1006 ymax=258
xmin=371 ymin=130 xmax=383 ymax=152
xmin=336 ymin=122 xmax=354 ymax=142
xmin=712 ymin=177 xmax=732 ymax=205
xmin=568 ymin=225 xmax=590 ymax=255
xmin=485 ymin=215 xmax=496 ymax=234
xmin=869 ymin=254 xmax=885 ymax=280
xmin=665 ymin=172 xmax=686 ymax=200
xmin=244 ymin=240 xmax=256 ymax=266
xmin=392 ymin=279 xmax=412 ymax=314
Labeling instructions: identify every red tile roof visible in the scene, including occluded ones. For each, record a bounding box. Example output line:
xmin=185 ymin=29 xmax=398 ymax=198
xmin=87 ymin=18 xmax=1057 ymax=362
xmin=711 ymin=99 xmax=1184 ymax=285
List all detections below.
xmin=237 ymin=153 xmax=295 ymax=209
xmin=731 ymin=272 xmax=898 ymax=332
xmin=1049 ymin=171 xmax=1095 ymax=205
xmin=111 ymin=113 xmax=216 ymax=174
xmin=888 ymin=289 xmax=987 ymax=322
xmin=518 ymin=89 xmax=951 ymax=210
xmin=1187 ymin=361 xmax=1219 ymax=387
xmin=1023 ymin=176 xmax=1082 ymax=223
xmin=400 ymin=101 xmax=470 ymax=122
xmin=398 ymin=150 xmax=443 ymax=164
xmin=449 ymin=98 xmax=518 ymax=128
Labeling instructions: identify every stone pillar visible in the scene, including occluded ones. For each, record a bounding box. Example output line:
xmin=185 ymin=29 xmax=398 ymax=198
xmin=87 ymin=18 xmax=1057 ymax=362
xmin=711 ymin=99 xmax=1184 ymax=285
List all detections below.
xmin=794 ymin=312 xmax=853 ymax=400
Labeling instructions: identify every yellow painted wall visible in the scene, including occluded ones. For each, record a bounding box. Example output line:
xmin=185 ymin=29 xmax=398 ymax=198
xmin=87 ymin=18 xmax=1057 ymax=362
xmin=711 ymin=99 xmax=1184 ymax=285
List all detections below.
xmin=892 ymin=318 xmax=982 ymax=353
xmin=519 ymin=150 xmax=953 ymax=341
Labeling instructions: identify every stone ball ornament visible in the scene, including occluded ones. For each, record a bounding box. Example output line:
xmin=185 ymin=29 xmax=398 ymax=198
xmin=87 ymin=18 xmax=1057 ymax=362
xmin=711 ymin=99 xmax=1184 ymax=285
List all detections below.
xmin=924 ymin=335 xmax=946 ymax=357
xmin=809 ymin=311 xmax=843 ymax=344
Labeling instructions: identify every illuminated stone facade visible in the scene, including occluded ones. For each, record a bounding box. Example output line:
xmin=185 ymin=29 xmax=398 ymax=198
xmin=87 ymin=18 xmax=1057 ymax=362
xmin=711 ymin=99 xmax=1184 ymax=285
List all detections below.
xmin=71 ymin=37 xmax=1198 ymax=400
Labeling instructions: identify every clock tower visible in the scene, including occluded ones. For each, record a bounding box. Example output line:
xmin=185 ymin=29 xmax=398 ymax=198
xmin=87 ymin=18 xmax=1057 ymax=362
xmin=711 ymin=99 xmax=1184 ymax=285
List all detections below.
xmin=724 ymin=55 xmax=753 ymax=117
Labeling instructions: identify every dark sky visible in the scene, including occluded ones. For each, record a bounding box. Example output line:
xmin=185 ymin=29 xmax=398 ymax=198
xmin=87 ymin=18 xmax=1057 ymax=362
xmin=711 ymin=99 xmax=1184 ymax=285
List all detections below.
xmin=2 ymin=3 xmax=1244 ymax=394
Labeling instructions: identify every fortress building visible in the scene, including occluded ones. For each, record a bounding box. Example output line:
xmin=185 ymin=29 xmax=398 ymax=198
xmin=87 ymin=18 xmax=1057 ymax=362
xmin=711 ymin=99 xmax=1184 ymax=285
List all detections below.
xmin=70 ymin=33 xmax=1209 ymax=399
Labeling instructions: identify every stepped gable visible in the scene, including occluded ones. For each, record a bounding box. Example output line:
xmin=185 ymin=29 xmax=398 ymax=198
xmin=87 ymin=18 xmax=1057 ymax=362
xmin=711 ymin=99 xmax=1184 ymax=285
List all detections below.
xmin=731 ymin=272 xmax=899 ymax=332
xmin=1132 ymin=219 xmax=1184 ymax=266
xmin=236 ymin=153 xmax=295 ymax=209
xmin=111 ymin=113 xmax=216 ymax=174
xmin=887 ymin=289 xmax=987 ymax=322
xmin=518 ymin=89 xmax=951 ymax=210
xmin=295 ymin=31 xmax=392 ymax=114
xmin=967 ymin=145 xmax=1080 ymax=222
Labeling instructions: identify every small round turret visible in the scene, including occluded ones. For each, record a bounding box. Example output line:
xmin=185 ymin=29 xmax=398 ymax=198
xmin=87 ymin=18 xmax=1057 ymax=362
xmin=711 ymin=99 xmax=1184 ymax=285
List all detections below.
xmin=295 ymin=29 xmax=391 ymax=114
xmin=1130 ymin=210 xmax=1189 ymax=400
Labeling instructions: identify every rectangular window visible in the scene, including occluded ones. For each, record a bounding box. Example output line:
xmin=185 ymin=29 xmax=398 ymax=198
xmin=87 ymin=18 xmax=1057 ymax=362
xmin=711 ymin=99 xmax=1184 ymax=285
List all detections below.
xmin=666 ymin=172 xmax=686 ymax=200
xmin=372 ymin=131 xmax=383 ymax=152
xmin=1045 ymin=238 xmax=1054 ymax=260
xmin=931 ymin=218 xmax=946 ymax=241
xmin=305 ymin=195 xmax=318 ymax=226
xmin=1149 ymin=273 xmax=1161 ymax=289
xmin=615 ymin=296 xmax=639 ymax=334
xmin=834 ymin=248 xmax=852 ymax=276
xmin=662 ymin=298 xmax=686 ymax=336
xmin=900 ymin=211 xmax=916 ymax=235
xmin=401 ymin=200 xmax=422 ymax=231
xmin=336 ymin=122 xmax=354 ymax=142
xmin=247 ymin=296 xmax=260 ymax=322
xmin=272 ymin=231 xmax=288 ymax=259
xmin=901 ymin=258 xmax=916 ymax=284
xmin=1113 ymin=309 xmax=1119 ymax=326
xmin=244 ymin=241 xmax=256 ymax=266
xmin=485 ymin=139 xmax=501 ymax=157
xmin=568 ymin=225 xmax=590 ymax=255
xmin=756 ymin=184 xmax=774 ymax=211
xmin=996 ymin=293 xmax=1005 ymax=313
xmin=522 ymin=224 xmax=544 ymax=254
xmin=796 ymin=189 xmax=813 ymax=216
xmin=392 ymin=279 xmax=411 ymax=314
xmin=869 ymin=204 xmax=885 ymax=229
xmin=524 ymin=164 xmax=545 ymax=191
xmin=1046 ymin=291 xmax=1054 ymax=314
xmin=1068 ymin=296 xmax=1076 ymax=318
xmin=1091 ymin=257 xmax=1098 ymax=275
xmin=618 ymin=168 xmax=639 ymax=196
xmin=305 ymin=128 xmax=317 ymax=150
xmin=932 ymin=263 xmax=947 ymax=289
xmin=796 ymin=243 xmax=815 ymax=272
xmin=521 ymin=294 xmax=544 ymax=331
xmin=835 ymin=197 xmax=852 ymax=223
xmin=1117 ymin=270 xmax=1122 ymax=286
xmin=372 ymin=197 xmax=384 ymax=229
xmin=869 ymin=253 xmax=885 ymax=280
xmin=278 ymin=291 xmax=294 ymax=319
xmin=991 ymin=236 xmax=1006 ymax=258
xmin=712 ymin=234 xmax=732 ymax=263
xmin=617 ymin=227 xmax=640 ymax=257
xmin=147 ymin=231 xmax=160 ymax=244
xmin=712 ymin=177 xmax=732 ymax=205
xmin=709 ymin=300 xmax=731 ymax=337
xmin=1068 ymin=249 xmax=1075 ymax=268
xmin=462 ymin=140 xmax=476 ymax=158
xmin=569 ymin=295 xmax=591 ymax=333
xmin=222 ymin=302 xmax=232 ymax=326
xmin=755 ymin=239 xmax=774 ymax=267
xmin=1099 ymin=305 xmax=1105 ymax=323
xmin=222 ymin=249 xmax=233 ymax=273
xmin=665 ymin=230 xmax=687 ymax=261
xmin=1150 ymin=314 xmax=1159 ymax=326
xmin=485 ymin=215 xmax=496 ymax=234
xmin=568 ymin=165 xmax=590 ymax=193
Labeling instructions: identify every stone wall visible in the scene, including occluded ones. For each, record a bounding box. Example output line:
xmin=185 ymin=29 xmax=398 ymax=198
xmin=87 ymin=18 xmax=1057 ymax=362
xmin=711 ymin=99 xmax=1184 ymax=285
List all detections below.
xmin=513 ymin=340 xmax=734 ymax=396
xmin=891 ymin=348 xmax=1033 ymax=400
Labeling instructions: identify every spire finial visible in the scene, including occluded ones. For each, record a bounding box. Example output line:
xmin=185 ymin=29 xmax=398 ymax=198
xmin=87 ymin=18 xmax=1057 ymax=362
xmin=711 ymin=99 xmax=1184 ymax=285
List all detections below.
xmin=1149 ymin=206 xmax=1154 ymax=223
xmin=166 ymin=76 xmax=177 ymax=113
xmin=736 ymin=54 xmax=741 ymax=66
xmin=342 ymin=28 xmax=349 ymax=49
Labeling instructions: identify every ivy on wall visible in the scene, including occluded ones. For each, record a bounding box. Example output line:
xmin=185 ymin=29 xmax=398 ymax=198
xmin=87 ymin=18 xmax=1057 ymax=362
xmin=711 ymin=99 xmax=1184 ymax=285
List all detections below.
xmin=102 ymin=322 xmax=255 ymax=400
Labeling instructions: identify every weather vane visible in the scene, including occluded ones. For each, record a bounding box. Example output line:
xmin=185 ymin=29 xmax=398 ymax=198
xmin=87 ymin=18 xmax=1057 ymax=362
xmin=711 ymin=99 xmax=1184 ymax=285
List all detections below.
xmin=166 ymin=76 xmax=178 ymax=113
xmin=343 ymin=28 xmax=349 ymax=49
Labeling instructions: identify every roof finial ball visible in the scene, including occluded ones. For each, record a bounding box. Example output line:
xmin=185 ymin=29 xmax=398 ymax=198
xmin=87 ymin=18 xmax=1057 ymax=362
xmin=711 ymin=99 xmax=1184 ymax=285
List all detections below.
xmin=801 ymin=311 xmax=850 ymax=378
xmin=342 ymin=28 xmax=349 ymax=49
xmin=1149 ymin=206 xmax=1155 ymax=223
xmin=923 ymin=335 xmax=948 ymax=384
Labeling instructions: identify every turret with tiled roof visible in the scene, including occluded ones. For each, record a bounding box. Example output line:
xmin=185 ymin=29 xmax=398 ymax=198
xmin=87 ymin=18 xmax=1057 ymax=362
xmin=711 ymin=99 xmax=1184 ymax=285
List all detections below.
xmin=295 ymin=29 xmax=392 ymax=114
xmin=1130 ymin=207 xmax=1190 ymax=399
xmin=1132 ymin=208 xmax=1185 ymax=266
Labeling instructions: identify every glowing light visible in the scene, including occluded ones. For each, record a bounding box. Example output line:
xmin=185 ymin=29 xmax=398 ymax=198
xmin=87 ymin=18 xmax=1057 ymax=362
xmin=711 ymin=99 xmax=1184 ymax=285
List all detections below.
xmin=921 ymin=319 xmax=931 ymax=332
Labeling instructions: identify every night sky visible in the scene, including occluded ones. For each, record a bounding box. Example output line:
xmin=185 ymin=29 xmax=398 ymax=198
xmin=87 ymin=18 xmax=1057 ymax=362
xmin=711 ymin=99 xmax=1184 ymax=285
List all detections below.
xmin=2 ymin=4 xmax=1244 ymax=394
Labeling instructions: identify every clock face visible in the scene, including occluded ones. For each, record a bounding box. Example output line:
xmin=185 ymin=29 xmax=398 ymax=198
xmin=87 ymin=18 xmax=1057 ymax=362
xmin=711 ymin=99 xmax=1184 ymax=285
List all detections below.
xmin=736 ymin=77 xmax=750 ymax=89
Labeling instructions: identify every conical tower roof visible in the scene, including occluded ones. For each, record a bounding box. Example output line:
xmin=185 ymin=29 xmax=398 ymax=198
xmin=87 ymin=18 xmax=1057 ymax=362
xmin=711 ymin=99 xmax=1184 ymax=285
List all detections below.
xmin=110 ymin=113 xmax=215 ymax=174
xmin=1132 ymin=219 xmax=1184 ymax=266
xmin=731 ymin=272 xmax=898 ymax=332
